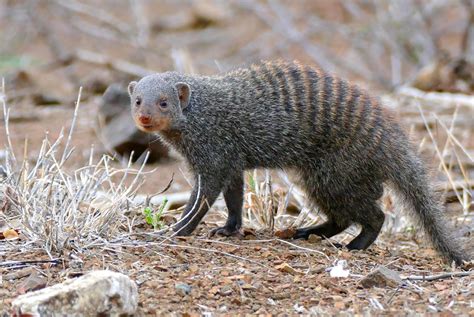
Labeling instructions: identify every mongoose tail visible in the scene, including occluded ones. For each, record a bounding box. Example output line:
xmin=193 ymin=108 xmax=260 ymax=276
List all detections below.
xmin=388 ymin=135 xmax=469 ymax=265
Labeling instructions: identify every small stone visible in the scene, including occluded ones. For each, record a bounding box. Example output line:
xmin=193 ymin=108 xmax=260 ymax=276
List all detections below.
xmin=272 ymin=293 xmax=291 ymax=300
xmin=360 ymin=266 xmax=403 ymax=288
xmin=4 ymin=267 xmax=35 ymax=281
xmin=17 ymin=271 xmax=47 ymax=294
xmin=0 ymin=164 xmax=7 ymax=179
xmin=218 ymin=305 xmax=228 ymax=312
xmin=175 ymin=283 xmax=192 ymax=296
xmin=31 ymin=92 xmax=61 ymax=106
xmin=12 ymin=270 xmax=138 ymax=316
xmin=219 ymin=285 xmax=233 ymax=296
xmin=308 ymin=234 xmax=322 ymax=243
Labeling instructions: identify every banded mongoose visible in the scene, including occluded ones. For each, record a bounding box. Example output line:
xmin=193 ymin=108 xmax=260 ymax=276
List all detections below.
xmin=128 ymin=60 xmax=469 ymax=265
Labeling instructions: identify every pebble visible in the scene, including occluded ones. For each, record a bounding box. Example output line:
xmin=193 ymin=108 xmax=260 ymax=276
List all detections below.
xmin=175 ymin=283 xmax=192 ymax=296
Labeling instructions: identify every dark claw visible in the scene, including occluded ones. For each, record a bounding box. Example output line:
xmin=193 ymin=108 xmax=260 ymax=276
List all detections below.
xmin=209 ymin=226 xmax=243 ymax=238
xmin=173 ymin=224 xmax=193 ymax=236
xmin=293 ymin=228 xmax=311 ymax=240
xmin=331 ymin=242 xmax=344 ymax=249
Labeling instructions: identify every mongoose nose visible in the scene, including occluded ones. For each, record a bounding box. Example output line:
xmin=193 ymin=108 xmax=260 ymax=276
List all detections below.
xmin=139 ymin=115 xmax=151 ymax=125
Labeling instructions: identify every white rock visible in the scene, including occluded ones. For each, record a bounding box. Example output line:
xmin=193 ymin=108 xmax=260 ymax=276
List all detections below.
xmin=329 ymin=260 xmax=350 ymax=278
xmin=12 ymin=270 xmax=138 ymax=317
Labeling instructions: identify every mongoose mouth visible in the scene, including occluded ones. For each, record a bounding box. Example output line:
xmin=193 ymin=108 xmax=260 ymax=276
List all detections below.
xmin=134 ymin=116 xmax=171 ymax=132
xmin=136 ymin=121 xmax=170 ymax=132
xmin=137 ymin=123 xmax=158 ymax=132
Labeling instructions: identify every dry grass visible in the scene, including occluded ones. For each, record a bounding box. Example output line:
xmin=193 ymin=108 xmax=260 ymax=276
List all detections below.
xmin=0 ymin=85 xmax=149 ymax=257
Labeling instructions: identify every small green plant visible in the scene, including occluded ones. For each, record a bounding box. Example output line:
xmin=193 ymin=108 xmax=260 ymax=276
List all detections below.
xmin=0 ymin=54 xmax=37 ymax=72
xmin=247 ymin=171 xmax=256 ymax=192
xmin=143 ymin=198 xmax=168 ymax=230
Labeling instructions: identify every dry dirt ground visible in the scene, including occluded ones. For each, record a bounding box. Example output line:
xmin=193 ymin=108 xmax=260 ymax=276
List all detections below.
xmin=1 ymin=224 xmax=473 ymax=315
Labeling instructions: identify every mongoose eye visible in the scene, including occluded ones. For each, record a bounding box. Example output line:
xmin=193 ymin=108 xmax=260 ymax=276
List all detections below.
xmin=135 ymin=97 xmax=141 ymax=106
xmin=159 ymin=101 xmax=168 ymax=108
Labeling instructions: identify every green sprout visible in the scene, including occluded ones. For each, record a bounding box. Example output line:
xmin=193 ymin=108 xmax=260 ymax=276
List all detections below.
xmin=247 ymin=172 xmax=256 ymax=192
xmin=143 ymin=198 xmax=168 ymax=230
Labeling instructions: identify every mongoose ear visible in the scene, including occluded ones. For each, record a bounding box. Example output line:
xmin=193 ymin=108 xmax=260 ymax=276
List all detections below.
xmin=175 ymin=82 xmax=191 ymax=109
xmin=128 ymin=81 xmax=137 ymax=97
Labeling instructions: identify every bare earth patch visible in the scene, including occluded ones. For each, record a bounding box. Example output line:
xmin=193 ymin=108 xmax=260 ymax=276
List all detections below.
xmin=1 ymin=218 xmax=473 ymax=315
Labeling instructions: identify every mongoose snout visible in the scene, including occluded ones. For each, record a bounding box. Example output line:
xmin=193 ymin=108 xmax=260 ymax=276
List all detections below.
xmin=138 ymin=115 xmax=152 ymax=125
xmin=128 ymin=60 xmax=470 ymax=265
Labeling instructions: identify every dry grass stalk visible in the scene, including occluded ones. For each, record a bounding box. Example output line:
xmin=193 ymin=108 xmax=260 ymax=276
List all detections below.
xmin=1 ymin=87 xmax=148 ymax=256
xmin=241 ymin=170 xmax=320 ymax=232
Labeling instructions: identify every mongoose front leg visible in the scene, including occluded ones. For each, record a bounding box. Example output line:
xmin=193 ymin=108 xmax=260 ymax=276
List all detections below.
xmin=174 ymin=174 xmax=224 ymax=236
xmin=209 ymin=173 xmax=244 ymax=237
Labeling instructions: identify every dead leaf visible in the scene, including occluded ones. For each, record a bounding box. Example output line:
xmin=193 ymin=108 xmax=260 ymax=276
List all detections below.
xmin=275 ymin=262 xmax=302 ymax=275
xmin=154 ymin=265 xmax=169 ymax=272
xmin=334 ymin=301 xmax=345 ymax=309
xmin=1 ymin=228 xmax=20 ymax=240
xmin=225 ymin=274 xmax=252 ymax=283
xmin=242 ymin=228 xmax=256 ymax=237
xmin=209 ymin=285 xmax=220 ymax=296
xmin=274 ymin=228 xmax=296 ymax=239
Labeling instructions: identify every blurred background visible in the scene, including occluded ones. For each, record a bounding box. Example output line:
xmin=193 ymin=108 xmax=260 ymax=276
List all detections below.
xmin=0 ymin=0 xmax=473 ymax=209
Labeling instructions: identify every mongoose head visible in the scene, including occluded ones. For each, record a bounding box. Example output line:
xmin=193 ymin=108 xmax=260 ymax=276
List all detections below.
xmin=128 ymin=74 xmax=191 ymax=132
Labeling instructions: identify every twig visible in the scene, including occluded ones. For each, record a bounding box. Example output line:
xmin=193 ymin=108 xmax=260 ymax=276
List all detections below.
xmin=159 ymin=242 xmax=275 ymax=270
xmin=415 ymin=101 xmax=463 ymax=205
xmin=53 ymin=0 xmax=131 ymax=35
xmin=75 ymin=49 xmax=153 ymax=78
xmin=403 ymin=271 xmax=473 ymax=281
xmin=0 ymin=259 xmax=61 ymax=267
xmin=276 ymin=238 xmax=330 ymax=260
xmin=460 ymin=0 xmax=474 ymax=55
xmin=398 ymin=87 xmax=474 ymax=108
xmin=60 ymin=87 xmax=82 ymax=165
xmin=1 ymin=78 xmax=16 ymax=162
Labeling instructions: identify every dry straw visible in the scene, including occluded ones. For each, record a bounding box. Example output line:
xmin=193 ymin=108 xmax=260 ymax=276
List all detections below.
xmin=1 ymin=86 xmax=148 ymax=257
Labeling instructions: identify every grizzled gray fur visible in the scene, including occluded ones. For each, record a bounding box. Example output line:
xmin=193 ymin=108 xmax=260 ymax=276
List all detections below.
xmin=128 ymin=60 xmax=469 ymax=265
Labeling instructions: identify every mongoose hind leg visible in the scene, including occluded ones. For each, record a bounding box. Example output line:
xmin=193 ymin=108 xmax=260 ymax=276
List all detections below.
xmin=346 ymin=202 xmax=385 ymax=250
xmin=293 ymin=220 xmax=349 ymax=240
xmin=209 ymin=173 xmax=244 ymax=237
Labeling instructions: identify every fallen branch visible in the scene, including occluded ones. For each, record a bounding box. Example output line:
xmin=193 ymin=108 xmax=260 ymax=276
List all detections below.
xmin=0 ymin=259 xmax=61 ymax=268
xmin=398 ymin=86 xmax=474 ymax=107
xmin=75 ymin=49 xmax=153 ymax=78
xmin=38 ymin=49 xmax=154 ymax=78
xmin=403 ymin=271 xmax=473 ymax=281
xmin=276 ymin=238 xmax=330 ymax=260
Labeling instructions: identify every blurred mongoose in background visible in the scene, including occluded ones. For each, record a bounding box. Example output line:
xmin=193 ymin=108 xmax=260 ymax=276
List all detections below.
xmin=128 ymin=60 xmax=469 ymax=265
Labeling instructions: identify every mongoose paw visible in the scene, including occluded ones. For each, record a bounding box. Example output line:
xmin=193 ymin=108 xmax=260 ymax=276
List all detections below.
xmin=173 ymin=224 xmax=193 ymax=236
xmin=209 ymin=226 xmax=243 ymax=238
xmin=293 ymin=229 xmax=311 ymax=240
